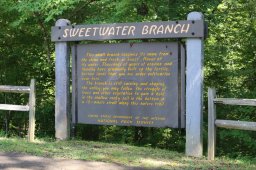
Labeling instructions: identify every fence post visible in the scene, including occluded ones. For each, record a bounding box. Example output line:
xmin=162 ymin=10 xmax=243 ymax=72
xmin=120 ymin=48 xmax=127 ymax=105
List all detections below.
xmin=28 ymin=79 xmax=36 ymax=142
xmin=186 ymin=11 xmax=204 ymax=157
xmin=208 ymin=88 xmax=216 ymax=160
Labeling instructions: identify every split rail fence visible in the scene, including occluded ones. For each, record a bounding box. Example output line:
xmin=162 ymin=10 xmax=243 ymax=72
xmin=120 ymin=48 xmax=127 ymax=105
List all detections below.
xmin=208 ymin=87 xmax=256 ymax=160
xmin=0 ymin=79 xmax=36 ymax=142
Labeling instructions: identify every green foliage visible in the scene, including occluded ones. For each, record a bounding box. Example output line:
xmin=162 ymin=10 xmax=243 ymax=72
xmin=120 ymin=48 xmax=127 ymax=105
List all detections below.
xmin=0 ymin=130 xmax=6 ymax=137
xmin=0 ymin=0 xmax=255 ymax=158
xmin=218 ymin=129 xmax=256 ymax=157
xmin=204 ymin=0 xmax=256 ymax=157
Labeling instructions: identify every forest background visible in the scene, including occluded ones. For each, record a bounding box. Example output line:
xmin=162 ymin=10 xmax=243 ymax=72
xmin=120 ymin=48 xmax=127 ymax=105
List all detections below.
xmin=0 ymin=0 xmax=255 ymax=158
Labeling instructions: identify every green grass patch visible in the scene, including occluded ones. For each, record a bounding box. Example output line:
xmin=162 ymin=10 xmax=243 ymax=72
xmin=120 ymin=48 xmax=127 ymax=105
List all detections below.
xmin=0 ymin=137 xmax=255 ymax=169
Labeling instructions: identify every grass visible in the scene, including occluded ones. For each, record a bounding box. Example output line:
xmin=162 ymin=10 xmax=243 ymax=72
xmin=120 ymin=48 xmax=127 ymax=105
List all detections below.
xmin=0 ymin=137 xmax=255 ymax=170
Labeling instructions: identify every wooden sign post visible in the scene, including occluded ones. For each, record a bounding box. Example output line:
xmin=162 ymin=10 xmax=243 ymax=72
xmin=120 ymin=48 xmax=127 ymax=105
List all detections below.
xmin=52 ymin=12 xmax=206 ymax=157
xmin=186 ymin=12 xmax=204 ymax=157
xmin=55 ymin=19 xmax=71 ymax=140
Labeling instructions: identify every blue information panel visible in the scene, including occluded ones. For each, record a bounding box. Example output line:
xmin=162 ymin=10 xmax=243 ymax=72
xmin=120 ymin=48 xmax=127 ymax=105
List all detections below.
xmin=72 ymin=42 xmax=185 ymax=128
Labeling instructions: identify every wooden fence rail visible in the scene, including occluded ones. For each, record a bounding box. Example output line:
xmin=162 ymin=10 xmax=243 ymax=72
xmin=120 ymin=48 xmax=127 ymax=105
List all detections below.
xmin=208 ymin=88 xmax=256 ymax=160
xmin=0 ymin=86 xmax=30 ymax=93
xmin=0 ymin=79 xmax=36 ymax=142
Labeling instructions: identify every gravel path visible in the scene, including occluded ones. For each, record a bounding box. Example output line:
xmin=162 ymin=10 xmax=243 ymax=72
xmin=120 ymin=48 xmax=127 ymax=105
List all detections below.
xmin=0 ymin=152 xmax=154 ymax=170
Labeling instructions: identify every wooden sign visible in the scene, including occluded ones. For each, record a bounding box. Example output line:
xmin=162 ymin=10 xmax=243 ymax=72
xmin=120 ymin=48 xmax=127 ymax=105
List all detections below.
xmin=52 ymin=20 xmax=204 ymax=42
xmin=72 ymin=42 xmax=185 ymax=128
xmin=53 ymin=12 xmax=206 ymax=157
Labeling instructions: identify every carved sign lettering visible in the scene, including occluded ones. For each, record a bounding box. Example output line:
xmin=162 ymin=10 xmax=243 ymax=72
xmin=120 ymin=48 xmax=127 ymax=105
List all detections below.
xmin=52 ymin=20 xmax=204 ymax=41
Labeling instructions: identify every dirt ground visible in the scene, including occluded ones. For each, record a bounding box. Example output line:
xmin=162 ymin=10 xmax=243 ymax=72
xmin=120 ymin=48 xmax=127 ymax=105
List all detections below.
xmin=0 ymin=152 xmax=155 ymax=170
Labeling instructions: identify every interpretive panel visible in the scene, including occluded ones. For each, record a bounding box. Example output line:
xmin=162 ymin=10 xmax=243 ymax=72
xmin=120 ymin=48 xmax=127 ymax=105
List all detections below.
xmin=72 ymin=42 xmax=185 ymax=128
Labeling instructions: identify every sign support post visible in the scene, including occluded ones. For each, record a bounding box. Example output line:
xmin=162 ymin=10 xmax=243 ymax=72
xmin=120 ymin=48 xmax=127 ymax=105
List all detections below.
xmin=55 ymin=19 xmax=71 ymax=140
xmin=185 ymin=12 xmax=204 ymax=157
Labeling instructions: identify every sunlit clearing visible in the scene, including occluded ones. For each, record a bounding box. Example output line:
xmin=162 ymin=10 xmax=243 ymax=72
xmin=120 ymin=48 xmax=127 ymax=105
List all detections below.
xmin=140 ymin=158 xmax=184 ymax=167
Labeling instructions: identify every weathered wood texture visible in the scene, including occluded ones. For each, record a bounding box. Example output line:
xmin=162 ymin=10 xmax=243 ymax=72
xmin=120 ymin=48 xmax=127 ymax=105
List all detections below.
xmin=28 ymin=79 xmax=36 ymax=142
xmin=0 ymin=79 xmax=36 ymax=142
xmin=208 ymin=88 xmax=216 ymax=160
xmin=0 ymin=104 xmax=29 ymax=111
xmin=0 ymin=86 xmax=30 ymax=93
xmin=214 ymin=98 xmax=256 ymax=106
xmin=186 ymin=11 xmax=204 ymax=157
xmin=51 ymin=20 xmax=205 ymax=42
xmin=55 ymin=19 xmax=71 ymax=140
xmin=215 ymin=120 xmax=256 ymax=131
xmin=208 ymin=87 xmax=256 ymax=160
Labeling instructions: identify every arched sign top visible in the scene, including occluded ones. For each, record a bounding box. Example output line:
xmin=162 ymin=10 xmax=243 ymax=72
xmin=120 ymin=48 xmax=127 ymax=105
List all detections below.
xmin=51 ymin=20 xmax=205 ymax=42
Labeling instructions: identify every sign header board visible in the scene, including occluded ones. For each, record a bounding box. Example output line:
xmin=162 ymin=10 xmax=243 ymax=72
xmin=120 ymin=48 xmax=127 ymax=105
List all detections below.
xmin=52 ymin=20 xmax=204 ymax=42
